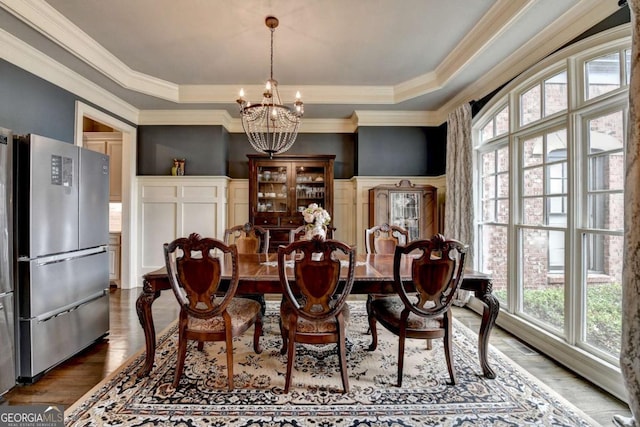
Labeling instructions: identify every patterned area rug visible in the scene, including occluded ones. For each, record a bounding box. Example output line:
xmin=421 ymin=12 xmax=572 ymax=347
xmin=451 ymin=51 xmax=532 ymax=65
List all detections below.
xmin=66 ymin=302 xmax=597 ymax=426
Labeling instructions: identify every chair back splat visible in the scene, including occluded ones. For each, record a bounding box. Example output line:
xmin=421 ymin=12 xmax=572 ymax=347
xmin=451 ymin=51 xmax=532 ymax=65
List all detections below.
xmin=224 ymin=222 xmax=270 ymax=254
xmin=365 ymin=223 xmax=409 ymax=255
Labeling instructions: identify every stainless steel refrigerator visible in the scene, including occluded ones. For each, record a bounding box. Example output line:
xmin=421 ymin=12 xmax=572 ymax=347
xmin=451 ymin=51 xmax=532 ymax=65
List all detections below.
xmin=13 ymin=134 xmax=110 ymax=383
xmin=0 ymin=127 xmax=15 ymax=395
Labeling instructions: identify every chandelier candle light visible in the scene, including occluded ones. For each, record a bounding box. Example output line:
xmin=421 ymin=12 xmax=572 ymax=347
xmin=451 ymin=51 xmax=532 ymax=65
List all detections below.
xmin=237 ymin=16 xmax=304 ymax=158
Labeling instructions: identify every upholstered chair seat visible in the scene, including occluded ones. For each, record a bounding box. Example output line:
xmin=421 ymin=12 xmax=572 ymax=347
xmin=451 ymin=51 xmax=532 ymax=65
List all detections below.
xmin=280 ymin=301 xmax=350 ymax=333
xmin=188 ymin=298 xmax=262 ymax=333
xmin=368 ymin=296 xmax=442 ymax=331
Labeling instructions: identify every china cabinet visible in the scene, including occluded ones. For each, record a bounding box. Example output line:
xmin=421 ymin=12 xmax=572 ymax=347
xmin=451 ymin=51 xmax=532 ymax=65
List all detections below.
xmin=368 ymin=180 xmax=438 ymax=242
xmin=248 ymin=154 xmax=334 ymax=251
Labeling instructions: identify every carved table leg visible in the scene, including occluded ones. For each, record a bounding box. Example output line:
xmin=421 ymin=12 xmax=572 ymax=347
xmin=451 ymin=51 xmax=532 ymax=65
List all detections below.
xmin=474 ymin=279 xmax=500 ymax=379
xmin=136 ymin=279 xmax=161 ymax=377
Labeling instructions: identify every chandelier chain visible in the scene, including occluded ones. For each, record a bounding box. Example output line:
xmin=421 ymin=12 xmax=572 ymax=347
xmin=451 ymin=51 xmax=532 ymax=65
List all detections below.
xmin=270 ymin=26 xmax=274 ymax=82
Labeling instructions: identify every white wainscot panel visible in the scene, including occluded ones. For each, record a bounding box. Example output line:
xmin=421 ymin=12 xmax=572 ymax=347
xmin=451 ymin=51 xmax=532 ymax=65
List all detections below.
xmin=182 ymin=186 xmax=217 ymax=198
xmin=142 ymin=185 xmax=177 ymax=198
xmin=231 ymin=204 xmax=249 ymax=227
xmin=228 ymin=180 xmax=249 ymax=227
xmin=182 ymin=202 xmax=217 ymax=238
xmin=142 ymin=202 xmax=176 ymax=268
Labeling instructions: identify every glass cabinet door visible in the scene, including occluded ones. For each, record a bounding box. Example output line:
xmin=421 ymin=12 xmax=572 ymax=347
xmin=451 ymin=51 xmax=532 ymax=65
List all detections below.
xmin=294 ymin=165 xmax=326 ymax=213
xmin=257 ymin=164 xmax=288 ymax=213
xmin=390 ymin=191 xmax=421 ymax=241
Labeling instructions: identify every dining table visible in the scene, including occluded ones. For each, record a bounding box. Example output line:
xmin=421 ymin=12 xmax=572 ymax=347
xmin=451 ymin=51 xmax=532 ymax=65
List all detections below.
xmin=136 ymin=252 xmax=500 ymax=379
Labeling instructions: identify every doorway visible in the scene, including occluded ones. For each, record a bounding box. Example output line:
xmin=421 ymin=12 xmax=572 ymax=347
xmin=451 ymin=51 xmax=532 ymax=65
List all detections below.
xmin=74 ymin=101 xmax=137 ymax=289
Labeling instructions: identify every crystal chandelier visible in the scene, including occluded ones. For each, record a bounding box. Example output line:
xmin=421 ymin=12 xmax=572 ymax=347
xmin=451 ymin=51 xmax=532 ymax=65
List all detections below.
xmin=236 ymin=16 xmax=304 ymax=158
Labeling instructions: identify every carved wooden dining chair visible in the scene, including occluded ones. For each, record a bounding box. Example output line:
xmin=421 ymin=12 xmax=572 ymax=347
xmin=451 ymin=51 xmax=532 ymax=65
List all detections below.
xmin=224 ymin=222 xmax=270 ymax=254
xmin=364 ymin=223 xmax=410 ymax=334
xmin=277 ymin=236 xmax=356 ymax=393
xmin=164 ymin=233 xmax=263 ymax=390
xmin=366 ymin=234 xmax=467 ymax=387
xmin=365 ymin=223 xmax=409 ymax=255
xmin=288 ymin=225 xmax=307 ymax=243
xmin=224 ymin=223 xmax=270 ymax=314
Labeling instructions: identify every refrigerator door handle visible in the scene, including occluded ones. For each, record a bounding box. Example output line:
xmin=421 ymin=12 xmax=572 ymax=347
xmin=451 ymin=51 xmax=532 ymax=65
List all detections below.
xmin=19 ymin=246 xmax=108 ymax=266
xmin=34 ymin=289 xmax=107 ymax=323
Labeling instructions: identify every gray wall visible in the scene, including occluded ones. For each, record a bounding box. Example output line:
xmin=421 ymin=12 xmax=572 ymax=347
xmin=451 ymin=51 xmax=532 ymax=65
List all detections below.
xmin=228 ymin=132 xmax=356 ymax=179
xmin=137 ymin=125 xmax=229 ymax=176
xmin=356 ymin=126 xmax=446 ymax=176
xmin=136 ymin=124 xmax=446 ymax=179
xmin=0 ymin=59 xmax=134 ymax=144
xmin=0 ymin=60 xmax=76 ymax=143
xmin=137 ymin=127 xmax=359 ymax=178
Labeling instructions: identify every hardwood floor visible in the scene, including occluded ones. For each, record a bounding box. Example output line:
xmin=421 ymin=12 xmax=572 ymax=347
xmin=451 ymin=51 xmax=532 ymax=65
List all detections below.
xmin=0 ymin=288 xmax=632 ymax=425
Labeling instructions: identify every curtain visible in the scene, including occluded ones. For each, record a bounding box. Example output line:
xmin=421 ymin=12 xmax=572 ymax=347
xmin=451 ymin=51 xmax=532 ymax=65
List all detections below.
xmin=616 ymin=1 xmax=640 ymax=426
xmin=444 ymin=103 xmax=474 ymax=306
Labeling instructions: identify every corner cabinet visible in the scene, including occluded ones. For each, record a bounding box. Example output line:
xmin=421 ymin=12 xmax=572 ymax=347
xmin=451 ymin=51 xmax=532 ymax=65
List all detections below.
xmin=249 ymin=154 xmax=335 ymax=252
xmin=369 ymin=180 xmax=439 ymax=242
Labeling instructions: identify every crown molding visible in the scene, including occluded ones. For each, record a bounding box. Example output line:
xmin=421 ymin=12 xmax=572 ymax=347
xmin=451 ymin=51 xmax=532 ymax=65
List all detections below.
xmin=0 ymin=0 xmax=537 ymax=109
xmin=137 ymin=109 xmax=444 ymax=131
xmin=298 ymin=118 xmax=358 ymax=133
xmin=472 ymin=24 xmax=632 ymax=120
xmin=353 ymin=110 xmax=442 ymax=127
xmin=0 ymin=0 xmax=623 ymax=130
xmin=138 ymin=110 xmax=357 ymax=133
xmin=137 ymin=110 xmax=233 ymax=127
xmin=438 ymin=0 xmax=622 ymax=116
xmin=180 ymin=84 xmax=395 ymax=105
xmin=0 ymin=0 xmax=179 ymax=101
xmin=394 ymin=0 xmax=534 ymax=102
xmin=0 ymin=27 xmax=139 ymax=123
xmin=0 ymin=0 xmax=402 ymax=105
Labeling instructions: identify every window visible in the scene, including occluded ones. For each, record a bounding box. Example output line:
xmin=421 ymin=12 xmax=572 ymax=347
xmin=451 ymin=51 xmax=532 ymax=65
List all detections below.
xmin=474 ymin=28 xmax=630 ymax=398
xmin=582 ymin=108 xmax=624 ymax=358
xmin=520 ymin=85 xmax=541 ymax=125
xmin=545 ymin=71 xmax=568 ymax=116
xmin=477 ymin=144 xmax=509 ymax=308
xmin=520 ymin=70 xmax=568 ymax=127
xmin=480 ymin=105 xmax=509 ymax=142
xmin=585 ymin=53 xmax=621 ymax=100
xmin=519 ymin=128 xmax=568 ymax=329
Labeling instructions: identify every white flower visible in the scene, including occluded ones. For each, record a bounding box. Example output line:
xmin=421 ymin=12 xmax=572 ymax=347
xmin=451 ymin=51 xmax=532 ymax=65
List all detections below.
xmin=302 ymin=203 xmax=331 ymax=226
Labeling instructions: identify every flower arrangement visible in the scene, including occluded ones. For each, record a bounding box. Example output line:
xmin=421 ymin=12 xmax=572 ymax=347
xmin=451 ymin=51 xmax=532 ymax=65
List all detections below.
xmin=303 ymin=203 xmax=331 ymax=227
xmin=302 ymin=203 xmax=330 ymax=239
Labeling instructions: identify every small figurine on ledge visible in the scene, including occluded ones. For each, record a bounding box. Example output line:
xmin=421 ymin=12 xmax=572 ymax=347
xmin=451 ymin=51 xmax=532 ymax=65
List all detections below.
xmin=171 ymin=158 xmax=185 ymax=176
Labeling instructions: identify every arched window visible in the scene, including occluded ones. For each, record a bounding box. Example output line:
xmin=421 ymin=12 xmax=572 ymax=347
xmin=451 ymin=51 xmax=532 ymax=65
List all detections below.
xmin=473 ymin=25 xmax=630 ymax=400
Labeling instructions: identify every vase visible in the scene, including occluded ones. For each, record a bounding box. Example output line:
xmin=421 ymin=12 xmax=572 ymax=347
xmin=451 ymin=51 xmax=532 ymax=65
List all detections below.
xmin=305 ymin=224 xmax=327 ymax=240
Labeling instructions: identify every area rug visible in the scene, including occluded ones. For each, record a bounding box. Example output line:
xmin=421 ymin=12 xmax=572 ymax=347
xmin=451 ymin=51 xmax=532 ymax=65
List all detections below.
xmin=65 ymin=302 xmax=597 ymax=426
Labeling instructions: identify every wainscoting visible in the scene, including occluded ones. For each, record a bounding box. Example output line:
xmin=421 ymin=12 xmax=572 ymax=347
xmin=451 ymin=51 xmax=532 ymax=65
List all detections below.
xmin=136 ymin=175 xmax=445 ymax=287
xmin=136 ymin=176 xmax=230 ymax=279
